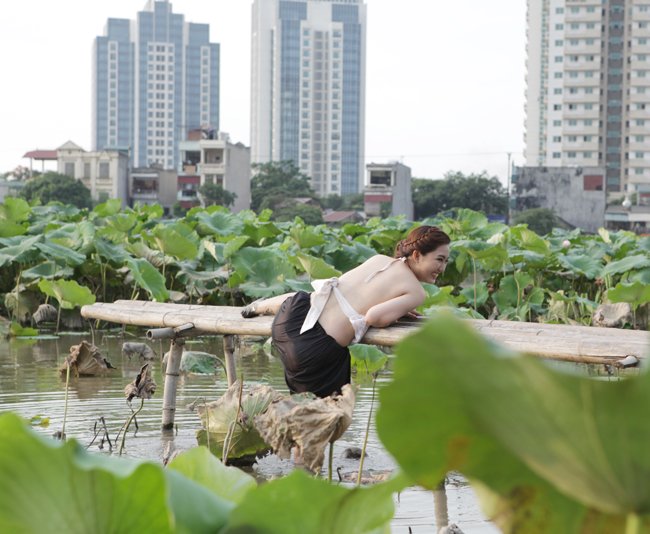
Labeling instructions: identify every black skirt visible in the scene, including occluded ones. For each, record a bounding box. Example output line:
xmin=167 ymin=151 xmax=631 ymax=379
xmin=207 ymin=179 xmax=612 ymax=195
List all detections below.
xmin=271 ymin=291 xmax=351 ymax=398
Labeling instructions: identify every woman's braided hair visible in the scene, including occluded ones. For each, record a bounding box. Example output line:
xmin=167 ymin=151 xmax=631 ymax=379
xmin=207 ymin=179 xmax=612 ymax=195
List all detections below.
xmin=394 ymin=225 xmax=450 ymax=259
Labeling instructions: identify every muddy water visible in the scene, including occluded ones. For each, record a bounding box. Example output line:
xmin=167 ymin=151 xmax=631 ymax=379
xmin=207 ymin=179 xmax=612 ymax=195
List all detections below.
xmin=0 ymin=330 xmax=498 ymax=533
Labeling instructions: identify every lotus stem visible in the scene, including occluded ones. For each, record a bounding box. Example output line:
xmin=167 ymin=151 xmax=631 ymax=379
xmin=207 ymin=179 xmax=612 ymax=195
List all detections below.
xmin=357 ymin=372 xmax=377 ymax=486
xmin=625 ymin=513 xmax=640 ymax=534
xmin=223 ymin=378 xmax=244 ymax=465
xmin=60 ymin=362 xmax=70 ymax=440
xmin=472 ymin=257 xmax=478 ymax=311
xmin=328 ymin=442 xmax=334 ymax=482
xmin=119 ymin=398 xmax=145 ymax=455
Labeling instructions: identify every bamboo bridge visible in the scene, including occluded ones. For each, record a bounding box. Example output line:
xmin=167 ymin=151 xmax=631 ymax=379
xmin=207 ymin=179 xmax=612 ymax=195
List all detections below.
xmin=81 ymin=300 xmax=649 ymax=428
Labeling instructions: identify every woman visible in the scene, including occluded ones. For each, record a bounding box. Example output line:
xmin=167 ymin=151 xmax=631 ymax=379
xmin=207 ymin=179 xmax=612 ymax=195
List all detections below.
xmin=241 ymin=225 xmax=451 ymax=398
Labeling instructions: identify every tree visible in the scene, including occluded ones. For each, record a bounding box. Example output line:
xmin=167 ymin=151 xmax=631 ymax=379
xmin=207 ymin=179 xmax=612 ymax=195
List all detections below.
xmin=198 ymin=182 xmax=236 ymax=208
xmin=250 ymin=161 xmax=315 ymax=212
xmin=19 ymin=172 xmax=92 ymax=209
xmin=412 ymin=171 xmax=508 ymax=220
xmin=273 ymin=203 xmax=324 ymax=225
xmin=512 ymin=208 xmax=559 ymax=235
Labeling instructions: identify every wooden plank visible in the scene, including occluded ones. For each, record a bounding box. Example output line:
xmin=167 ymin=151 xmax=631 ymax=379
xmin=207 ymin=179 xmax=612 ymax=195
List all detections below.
xmin=81 ymin=300 xmax=649 ymax=365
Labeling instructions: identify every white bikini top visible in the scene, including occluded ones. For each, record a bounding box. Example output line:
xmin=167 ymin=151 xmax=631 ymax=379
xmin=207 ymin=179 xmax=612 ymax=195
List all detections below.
xmin=300 ymin=257 xmax=407 ymax=343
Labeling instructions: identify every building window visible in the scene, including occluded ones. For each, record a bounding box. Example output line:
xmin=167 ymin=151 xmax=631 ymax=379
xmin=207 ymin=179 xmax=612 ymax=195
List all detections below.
xmin=64 ymin=162 xmax=75 ymax=178
xmin=552 ymin=152 xmax=561 ymax=158
xmin=99 ymin=162 xmax=110 ymax=178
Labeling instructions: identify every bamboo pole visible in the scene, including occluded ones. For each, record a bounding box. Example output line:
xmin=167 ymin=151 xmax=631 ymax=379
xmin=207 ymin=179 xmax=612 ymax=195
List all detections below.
xmin=80 ymin=300 xmax=649 ymax=365
xmin=162 ymin=338 xmax=183 ymax=431
xmin=223 ymin=335 xmax=236 ymax=387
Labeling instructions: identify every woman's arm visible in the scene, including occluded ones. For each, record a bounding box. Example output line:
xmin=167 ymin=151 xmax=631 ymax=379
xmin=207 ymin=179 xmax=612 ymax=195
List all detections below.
xmin=364 ymin=290 xmax=426 ymax=328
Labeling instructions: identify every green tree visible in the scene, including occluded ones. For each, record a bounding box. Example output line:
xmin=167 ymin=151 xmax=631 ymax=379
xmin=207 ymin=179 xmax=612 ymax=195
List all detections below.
xmin=250 ymin=161 xmax=315 ymax=212
xmin=198 ymin=182 xmax=236 ymax=208
xmin=412 ymin=171 xmax=507 ymax=220
xmin=512 ymin=208 xmax=558 ymax=235
xmin=19 ymin=172 xmax=92 ymax=209
xmin=273 ymin=203 xmax=324 ymax=225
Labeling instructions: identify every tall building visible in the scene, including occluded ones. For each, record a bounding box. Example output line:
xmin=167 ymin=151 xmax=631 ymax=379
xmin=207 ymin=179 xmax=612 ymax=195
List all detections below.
xmin=251 ymin=0 xmax=366 ymax=196
xmin=92 ymin=0 xmax=219 ymax=170
xmin=524 ymin=0 xmax=650 ymax=195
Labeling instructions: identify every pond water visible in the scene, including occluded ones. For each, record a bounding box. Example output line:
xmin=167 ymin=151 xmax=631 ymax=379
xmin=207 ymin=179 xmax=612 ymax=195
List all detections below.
xmin=0 ymin=329 xmax=499 ymax=533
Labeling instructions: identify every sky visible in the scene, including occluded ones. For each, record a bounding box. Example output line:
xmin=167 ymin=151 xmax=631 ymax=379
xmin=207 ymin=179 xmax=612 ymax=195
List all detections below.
xmin=0 ymin=0 xmax=527 ymax=186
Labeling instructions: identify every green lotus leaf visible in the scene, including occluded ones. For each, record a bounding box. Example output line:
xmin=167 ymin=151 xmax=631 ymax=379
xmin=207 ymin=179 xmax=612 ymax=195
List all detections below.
xmin=21 ymin=261 xmax=74 ymax=280
xmin=0 ymin=412 xmax=175 ymax=533
xmin=8 ymin=322 xmax=39 ymax=337
xmin=45 ymin=221 xmax=96 ymax=254
xmin=601 ymin=254 xmax=650 ymax=277
xmin=224 ymin=469 xmax=407 ymax=534
xmin=460 ymin=281 xmax=490 ymax=308
xmin=37 ymin=279 xmax=96 ymax=309
xmin=327 ymin=242 xmax=377 ymax=273
xmin=350 ymin=343 xmax=388 ymax=375
xmin=509 ymin=226 xmax=550 ymax=255
xmin=296 ymin=251 xmax=342 ymax=279
xmin=105 ymin=212 xmax=138 ymax=234
xmin=557 ymin=254 xmax=603 ymax=279
xmin=94 ymin=238 xmax=132 ymax=264
xmin=168 ymin=447 xmax=257 ymax=505
xmin=91 ymin=198 xmax=123 ymax=218
xmin=422 ymin=284 xmax=464 ymax=308
xmin=35 ymin=240 xmax=86 ymax=266
xmin=377 ymin=313 xmax=650 ymax=528
xmin=0 ymin=234 xmax=43 ymax=267
xmin=0 ymin=197 xmax=29 ymax=237
xmin=607 ymin=281 xmax=650 ymax=310
xmin=290 ymin=224 xmax=325 ymax=249
xmin=153 ymin=221 xmax=199 ymax=261
xmin=194 ymin=209 xmax=244 ymax=237
xmin=231 ymin=247 xmax=295 ymax=297
xmin=126 ymin=257 xmax=169 ymax=302
xmin=492 ymin=272 xmax=535 ymax=311
xmin=627 ymin=268 xmax=650 ymax=285
xmin=223 ymin=235 xmax=250 ymax=259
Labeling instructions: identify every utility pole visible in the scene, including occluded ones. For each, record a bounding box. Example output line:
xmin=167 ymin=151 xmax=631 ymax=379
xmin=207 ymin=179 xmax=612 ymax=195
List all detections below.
xmin=506 ymin=152 xmax=512 ymax=225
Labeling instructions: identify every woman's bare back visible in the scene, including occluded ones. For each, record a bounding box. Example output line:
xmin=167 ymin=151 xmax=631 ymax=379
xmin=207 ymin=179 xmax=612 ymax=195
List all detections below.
xmin=318 ymin=254 xmax=424 ymax=346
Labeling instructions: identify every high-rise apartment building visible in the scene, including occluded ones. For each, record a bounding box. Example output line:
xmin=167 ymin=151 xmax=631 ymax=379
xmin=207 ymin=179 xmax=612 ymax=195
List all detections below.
xmin=92 ymin=0 xmax=219 ymax=170
xmin=525 ymin=0 xmax=650 ymax=194
xmin=251 ymin=0 xmax=366 ymax=196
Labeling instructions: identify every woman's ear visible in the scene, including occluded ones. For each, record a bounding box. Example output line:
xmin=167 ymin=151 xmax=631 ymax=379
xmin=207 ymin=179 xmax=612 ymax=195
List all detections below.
xmin=411 ymin=250 xmax=421 ymax=262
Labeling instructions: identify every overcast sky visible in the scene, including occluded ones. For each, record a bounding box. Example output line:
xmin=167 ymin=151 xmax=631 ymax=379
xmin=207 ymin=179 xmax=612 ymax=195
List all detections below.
xmin=0 ymin=0 xmax=526 ymax=185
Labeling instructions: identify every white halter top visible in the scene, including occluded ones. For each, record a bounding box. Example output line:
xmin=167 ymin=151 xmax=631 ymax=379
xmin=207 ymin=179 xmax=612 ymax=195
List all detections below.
xmin=300 ymin=257 xmax=406 ymax=343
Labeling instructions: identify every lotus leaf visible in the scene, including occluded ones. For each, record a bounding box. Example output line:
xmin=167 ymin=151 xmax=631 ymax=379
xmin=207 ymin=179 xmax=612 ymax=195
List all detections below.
xmin=61 ymin=340 xmax=115 ymax=377
xmin=168 ymin=446 xmax=257 ymax=504
xmin=557 ymin=254 xmax=603 ymax=279
xmin=254 ymin=384 xmax=356 ymax=474
xmin=224 ymin=469 xmax=407 ymax=534
xmin=607 ymin=281 xmax=650 ymax=311
xmin=602 ymin=254 xmax=650 ymax=277
xmin=0 ymin=413 xmax=235 ymax=533
xmin=125 ymin=257 xmax=169 ymax=302
xmin=350 ymin=344 xmax=388 ymax=376
xmin=377 ymin=313 xmax=650 ymax=531
xmin=195 ymin=380 xmax=277 ymax=462
xmin=232 ymin=246 xmax=296 ymax=297
xmin=152 ymin=221 xmax=199 ymax=261
xmin=38 ymin=279 xmax=96 ymax=309
xmin=296 ymin=251 xmax=342 ymax=279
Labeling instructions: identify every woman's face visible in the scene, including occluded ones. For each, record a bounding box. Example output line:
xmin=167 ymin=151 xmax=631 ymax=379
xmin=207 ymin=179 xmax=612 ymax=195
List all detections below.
xmin=411 ymin=244 xmax=450 ymax=284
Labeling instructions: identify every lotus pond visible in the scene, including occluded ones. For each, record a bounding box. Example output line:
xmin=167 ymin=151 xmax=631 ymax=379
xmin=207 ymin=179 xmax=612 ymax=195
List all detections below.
xmin=0 ymin=328 xmax=497 ymax=533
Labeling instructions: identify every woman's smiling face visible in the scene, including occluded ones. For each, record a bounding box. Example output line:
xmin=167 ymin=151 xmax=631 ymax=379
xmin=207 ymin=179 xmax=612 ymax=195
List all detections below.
xmin=410 ymin=244 xmax=450 ymax=284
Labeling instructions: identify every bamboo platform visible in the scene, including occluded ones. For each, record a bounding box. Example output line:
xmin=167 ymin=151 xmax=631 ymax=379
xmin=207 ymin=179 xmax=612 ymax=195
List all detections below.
xmin=81 ymin=300 xmax=649 ymax=366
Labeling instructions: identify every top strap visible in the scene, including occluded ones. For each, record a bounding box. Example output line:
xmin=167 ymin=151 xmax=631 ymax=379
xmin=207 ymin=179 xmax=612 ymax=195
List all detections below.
xmin=364 ymin=257 xmax=406 ymax=283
